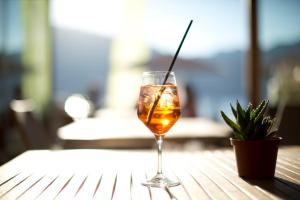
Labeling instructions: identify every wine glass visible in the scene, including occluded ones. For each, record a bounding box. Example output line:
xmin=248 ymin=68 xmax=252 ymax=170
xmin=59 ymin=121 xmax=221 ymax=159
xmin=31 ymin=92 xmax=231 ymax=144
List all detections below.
xmin=137 ymin=71 xmax=181 ymax=187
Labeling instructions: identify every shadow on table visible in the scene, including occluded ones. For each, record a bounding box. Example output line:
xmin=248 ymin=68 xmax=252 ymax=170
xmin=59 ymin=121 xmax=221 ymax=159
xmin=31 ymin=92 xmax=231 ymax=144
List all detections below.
xmin=243 ymin=177 xmax=300 ymax=198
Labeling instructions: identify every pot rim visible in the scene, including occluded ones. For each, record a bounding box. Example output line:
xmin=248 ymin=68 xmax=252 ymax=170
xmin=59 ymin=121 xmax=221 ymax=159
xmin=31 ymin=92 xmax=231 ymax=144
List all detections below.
xmin=230 ymin=137 xmax=282 ymax=146
xmin=230 ymin=136 xmax=282 ymax=141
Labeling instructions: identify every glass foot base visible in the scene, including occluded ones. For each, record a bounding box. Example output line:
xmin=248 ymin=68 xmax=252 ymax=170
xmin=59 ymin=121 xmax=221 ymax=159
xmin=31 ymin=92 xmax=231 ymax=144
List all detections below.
xmin=142 ymin=173 xmax=180 ymax=188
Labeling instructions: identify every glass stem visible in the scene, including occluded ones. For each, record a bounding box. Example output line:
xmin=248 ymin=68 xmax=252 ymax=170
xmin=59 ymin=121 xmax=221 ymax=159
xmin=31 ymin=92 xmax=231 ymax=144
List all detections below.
xmin=156 ymin=135 xmax=164 ymax=175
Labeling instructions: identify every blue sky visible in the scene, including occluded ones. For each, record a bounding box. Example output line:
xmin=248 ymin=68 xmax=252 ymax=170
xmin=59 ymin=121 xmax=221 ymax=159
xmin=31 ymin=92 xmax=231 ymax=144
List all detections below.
xmin=50 ymin=0 xmax=300 ymax=58
xmin=1 ymin=0 xmax=300 ymax=56
xmin=260 ymin=0 xmax=300 ymax=50
xmin=0 ymin=0 xmax=22 ymax=54
xmin=143 ymin=0 xmax=248 ymax=57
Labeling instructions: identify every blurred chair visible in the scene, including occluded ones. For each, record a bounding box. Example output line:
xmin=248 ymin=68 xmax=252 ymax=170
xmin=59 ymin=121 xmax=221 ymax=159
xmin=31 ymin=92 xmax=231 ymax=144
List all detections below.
xmin=10 ymin=99 xmax=50 ymax=149
xmin=181 ymin=83 xmax=197 ymax=117
xmin=44 ymin=100 xmax=73 ymax=145
xmin=277 ymin=105 xmax=300 ymax=145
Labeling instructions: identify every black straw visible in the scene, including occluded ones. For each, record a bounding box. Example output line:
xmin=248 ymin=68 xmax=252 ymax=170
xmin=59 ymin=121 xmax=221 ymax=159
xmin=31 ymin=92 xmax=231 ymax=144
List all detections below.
xmin=162 ymin=19 xmax=193 ymax=85
xmin=146 ymin=20 xmax=193 ymax=126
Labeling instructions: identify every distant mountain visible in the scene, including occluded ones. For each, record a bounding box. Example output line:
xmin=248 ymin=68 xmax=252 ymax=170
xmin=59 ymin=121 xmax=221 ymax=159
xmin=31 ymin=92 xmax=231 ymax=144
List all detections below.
xmin=148 ymin=48 xmax=245 ymax=95
xmin=147 ymin=41 xmax=300 ymax=117
xmin=52 ymin=27 xmax=111 ymax=105
xmin=262 ymin=41 xmax=300 ymax=75
xmin=148 ymin=41 xmax=300 ymax=94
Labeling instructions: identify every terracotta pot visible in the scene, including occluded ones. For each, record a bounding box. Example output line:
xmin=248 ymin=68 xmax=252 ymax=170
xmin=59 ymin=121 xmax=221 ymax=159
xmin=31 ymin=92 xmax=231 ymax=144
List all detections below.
xmin=230 ymin=137 xmax=282 ymax=179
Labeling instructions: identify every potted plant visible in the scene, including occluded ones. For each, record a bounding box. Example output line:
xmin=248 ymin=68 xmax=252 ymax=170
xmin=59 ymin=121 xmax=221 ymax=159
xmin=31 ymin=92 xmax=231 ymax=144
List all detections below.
xmin=220 ymin=100 xmax=282 ymax=178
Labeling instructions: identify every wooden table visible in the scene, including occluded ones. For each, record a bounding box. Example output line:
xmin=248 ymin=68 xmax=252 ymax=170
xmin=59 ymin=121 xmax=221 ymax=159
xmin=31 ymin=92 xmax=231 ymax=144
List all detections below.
xmin=0 ymin=147 xmax=299 ymax=199
xmin=58 ymin=117 xmax=231 ymax=148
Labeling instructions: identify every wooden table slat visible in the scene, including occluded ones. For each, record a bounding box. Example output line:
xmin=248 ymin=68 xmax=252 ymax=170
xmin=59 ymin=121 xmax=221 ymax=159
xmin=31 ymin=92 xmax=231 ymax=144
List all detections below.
xmin=173 ymin=167 xmax=211 ymax=200
xmin=213 ymin=151 xmax=300 ymax=199
xmin=278 ymin=157 xmax=300 ymax=170
xmin=0 ymin=147 xmax=299 ymax=200
xmin=35 ymin=172 xmax=74 ymax=200
xmin=277 ymin=159 xmax=300 ymax=173
xmin=18 ymin=173 xmax=58 ymax=200
xmin=201 ymin=153 xmax=275 ymax=200
xmin=188 ymin=168 xmax=231 ymax=200
xmin=2 ymin=172 xmax=44 ymax=200
xmin=112 ymin=169 xmax=132 ymax=200
xmin=93 ymin=170 xmax=116 ymax=200
xmin=149 ymin=187 xmax=171 ymax=200
xmin=55 ymin=172 xmax=88 ymax=200
xmin=131 ymin=169 xmax=151 ymax=200
xmin=275 ymin=166 xmax=300 ymax=185
xmin=246 ymin=178 xmax=300 ymax=200
xmin=74 ymin=171 xmax=102 ymax=200
xmin=168 ymin=184 xmax=191 ymax=200
xmin=167 ymin=169 xmax=191 ymax=200
xmin=188 ymin=158 xmax=251 ymax=200
xmin=0 ymin=173 xmax=20 ymax=188
xmin=204 ymin=151 xmax=300 ymax=199
xmin=143 ymin=170 xmax=174 ymax=200
xmin=277 ymin=162 xmax=300 ymax=177
xmin=273 ymin=173 xmax=300 ymax=193
xmin=0 ymin=172 xmax=32 ymax=198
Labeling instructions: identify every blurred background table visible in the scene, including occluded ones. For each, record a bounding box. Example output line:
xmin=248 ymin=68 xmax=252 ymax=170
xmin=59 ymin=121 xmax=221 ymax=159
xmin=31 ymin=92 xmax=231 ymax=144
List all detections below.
xmin=0 ymin=147 xmax=299 ymax=199
xmin=57 ymin=117 xmax=231 ymax=149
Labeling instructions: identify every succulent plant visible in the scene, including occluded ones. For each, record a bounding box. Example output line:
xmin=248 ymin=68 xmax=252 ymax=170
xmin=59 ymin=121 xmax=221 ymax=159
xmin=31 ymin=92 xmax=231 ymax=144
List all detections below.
xmin=220 ymin=100 xmax=276 ymax=140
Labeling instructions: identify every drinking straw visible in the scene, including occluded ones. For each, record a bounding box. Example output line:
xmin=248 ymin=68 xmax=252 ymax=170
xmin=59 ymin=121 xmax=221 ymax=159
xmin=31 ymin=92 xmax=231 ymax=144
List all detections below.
xmin=146 ymin=20 xmax=193 ymax=126
xmin=162 ymin=19 xmax=193 ymax=85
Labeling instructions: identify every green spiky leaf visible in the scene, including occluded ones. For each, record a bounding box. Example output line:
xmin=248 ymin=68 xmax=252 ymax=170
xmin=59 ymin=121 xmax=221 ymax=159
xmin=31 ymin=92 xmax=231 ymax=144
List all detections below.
xmin=230 ymin=103 xmax=237 ymax=118
xmin=220 ymin=111 xmax=245 ymax=140
xmin=245 ymin=104 xmax=252 ymax=121
xmin=236 ymin=101 xmax=247 ymax=130
xmin=254 ymin=100 xmax=269 ymax=124
xmin=251 ymin=100 xmax=267 ymax=120
xmin=236 ymin=101 xmax=245 ymax=118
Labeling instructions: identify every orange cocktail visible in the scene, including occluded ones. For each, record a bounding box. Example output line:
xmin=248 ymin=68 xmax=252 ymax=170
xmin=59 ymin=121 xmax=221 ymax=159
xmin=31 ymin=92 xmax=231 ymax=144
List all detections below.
xmin=137 ymin=84 xmax=180 ymax=136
